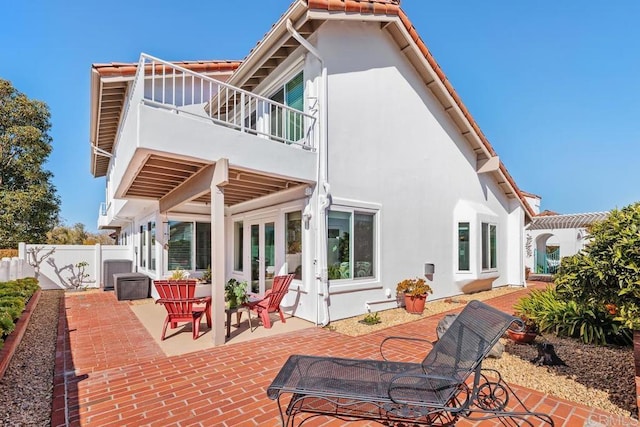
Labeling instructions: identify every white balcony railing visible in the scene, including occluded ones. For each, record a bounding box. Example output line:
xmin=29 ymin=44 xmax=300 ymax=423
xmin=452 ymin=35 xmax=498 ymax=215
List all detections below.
xmin=128 ymin=54 xmax=317 ymax=150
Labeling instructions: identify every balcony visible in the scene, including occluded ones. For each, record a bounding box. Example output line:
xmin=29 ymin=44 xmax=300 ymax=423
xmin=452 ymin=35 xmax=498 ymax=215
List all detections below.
xmin=108 ymin=54 xmax=318 ymax=208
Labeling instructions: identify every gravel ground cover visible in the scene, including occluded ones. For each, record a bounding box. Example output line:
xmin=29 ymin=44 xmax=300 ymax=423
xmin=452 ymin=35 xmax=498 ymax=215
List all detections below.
xmin=0 ymin=290 xmax=62 ymax=426
xmin=329 ymin=286 xmax=637 ymax=419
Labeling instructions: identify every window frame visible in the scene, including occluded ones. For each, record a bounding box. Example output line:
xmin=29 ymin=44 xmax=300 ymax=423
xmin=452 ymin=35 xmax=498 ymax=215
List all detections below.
xmin=326 ymin=206 xmax=377 ymax=282
xmin=457 ymin=222 xmax=470 ymax=272
xmin=481 ymin=222 xmax=498 ymax=271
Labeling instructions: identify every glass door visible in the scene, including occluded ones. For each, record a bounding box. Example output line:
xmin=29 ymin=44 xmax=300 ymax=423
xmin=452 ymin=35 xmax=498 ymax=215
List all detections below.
xmin=249 ymin=220 xmax=276 ymax=295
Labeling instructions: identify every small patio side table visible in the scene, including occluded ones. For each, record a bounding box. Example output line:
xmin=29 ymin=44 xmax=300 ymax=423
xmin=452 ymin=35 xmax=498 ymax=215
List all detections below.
xmin=225 ymin=306 xmax=252 ymax=338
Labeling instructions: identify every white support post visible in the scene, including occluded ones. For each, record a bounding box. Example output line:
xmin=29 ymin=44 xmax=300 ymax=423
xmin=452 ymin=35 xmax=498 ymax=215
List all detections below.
xmin=211 ymin=159 xmax=229 ymax=346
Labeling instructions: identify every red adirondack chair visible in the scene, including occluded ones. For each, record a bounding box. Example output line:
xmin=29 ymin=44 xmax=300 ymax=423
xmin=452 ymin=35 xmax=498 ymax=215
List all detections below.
xmin=243 ymin=274 xmax=294 ymax=329
xmin=154 ymin=280 xmax=212 ymax=340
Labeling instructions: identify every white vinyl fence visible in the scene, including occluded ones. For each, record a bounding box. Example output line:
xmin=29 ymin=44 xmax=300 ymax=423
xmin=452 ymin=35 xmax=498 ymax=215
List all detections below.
xmin=13 ymin=243 xmax=134 ymax=290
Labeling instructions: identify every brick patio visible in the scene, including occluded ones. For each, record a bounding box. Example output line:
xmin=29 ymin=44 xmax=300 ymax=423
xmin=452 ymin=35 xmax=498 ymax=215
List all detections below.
xmin=51 ymin=283 xmax=634 ymax=426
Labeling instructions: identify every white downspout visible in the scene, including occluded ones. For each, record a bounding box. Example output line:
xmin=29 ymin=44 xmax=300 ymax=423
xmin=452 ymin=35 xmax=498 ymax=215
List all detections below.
xmin=286 ymin=19 xmax=331 ymax=326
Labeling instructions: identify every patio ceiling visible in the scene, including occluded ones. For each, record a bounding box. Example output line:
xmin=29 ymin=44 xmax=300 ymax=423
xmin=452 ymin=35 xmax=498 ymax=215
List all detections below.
xmin=124 ymin=154 xmax=308 ymax=207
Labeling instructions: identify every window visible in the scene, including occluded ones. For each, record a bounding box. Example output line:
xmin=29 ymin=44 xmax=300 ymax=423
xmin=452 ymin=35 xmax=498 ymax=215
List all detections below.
xmin=168 ymin=221 xmax=193 ymax=271
xmin=270 ymin=72 xmax=304 ymax=142
xmin=139 ymin=225 xmax=146 ymax=268
xmin=234 ymin=221 xmax=243 ymax=271
xmin=482 ymin=223 xmax=497 ymax=270
xmin=327 ymin=210 xmax=375 ymax=280
xmin=286 ymin=211 xmax=302 ymax=279
xmin=458 ymin=222 xmax=470 ymax=271
xmin=195 ymin=222 xmax=211 ymax=270
xmin=149 ymin=222 xmax=156 ymax=271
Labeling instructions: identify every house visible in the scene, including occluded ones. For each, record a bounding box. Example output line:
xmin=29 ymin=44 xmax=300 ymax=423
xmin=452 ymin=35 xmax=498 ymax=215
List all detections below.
xmin=90 ymin=0 xmax=533 ymax=345
xmin=522 ymin=192 xmax=608 ymax=276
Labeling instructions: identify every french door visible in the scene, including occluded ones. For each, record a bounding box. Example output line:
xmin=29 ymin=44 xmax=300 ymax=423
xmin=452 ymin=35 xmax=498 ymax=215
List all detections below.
xmin=249 ymin=219 xmax=276 ymax=295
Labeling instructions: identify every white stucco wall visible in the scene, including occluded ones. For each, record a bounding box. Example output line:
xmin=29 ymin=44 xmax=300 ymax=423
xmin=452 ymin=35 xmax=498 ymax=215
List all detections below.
xmin=525 ymin=227 xmax=588 ymax=272
xmin=315 ymin=20 xmax=524 ymax=320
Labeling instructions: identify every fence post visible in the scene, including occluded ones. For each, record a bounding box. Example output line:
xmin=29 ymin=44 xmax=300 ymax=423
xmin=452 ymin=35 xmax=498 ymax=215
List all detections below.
xmin=18 ymin=242 xmax=26 ymax=260
xmin=0 ymin=259 xmax=9 ymax=282
xmin=95 ymin=243 xmax=102 ymax=289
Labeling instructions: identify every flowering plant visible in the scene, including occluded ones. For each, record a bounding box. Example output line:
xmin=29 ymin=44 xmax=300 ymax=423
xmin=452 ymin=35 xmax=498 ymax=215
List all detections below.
xmin=396 ymin=277 xmax=433 ymax=297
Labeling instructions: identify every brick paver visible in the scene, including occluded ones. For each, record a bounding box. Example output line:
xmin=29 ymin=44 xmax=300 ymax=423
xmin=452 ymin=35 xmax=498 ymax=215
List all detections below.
xmin=52 ymin=283 xmax=636 ymax=426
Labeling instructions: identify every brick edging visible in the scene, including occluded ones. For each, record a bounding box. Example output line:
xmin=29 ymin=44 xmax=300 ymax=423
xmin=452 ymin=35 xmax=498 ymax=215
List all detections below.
xmin=51 ymin=295 xmax=68 ymax=427
xmin=0 ymin=289 xmax=42 ymax=380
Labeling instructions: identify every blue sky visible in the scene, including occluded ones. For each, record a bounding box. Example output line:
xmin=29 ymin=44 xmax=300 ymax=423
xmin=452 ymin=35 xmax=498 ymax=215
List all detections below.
xmin=1 ymin=1 xmax=638 ymax=231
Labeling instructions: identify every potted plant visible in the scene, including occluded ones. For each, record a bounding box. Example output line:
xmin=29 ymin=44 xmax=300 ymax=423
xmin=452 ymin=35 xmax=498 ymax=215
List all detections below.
xmin=225 ymin=278 xmax=248 ymax=309
xmin=200 ymin=266 xmax=212 ymax=284
xmin=507 ymin=314 xmax=538 ymax=344
xmin=169 ymin=267 xmax=190 ymax=281
xmin=396 ymin=277 xmax=433 ymax=314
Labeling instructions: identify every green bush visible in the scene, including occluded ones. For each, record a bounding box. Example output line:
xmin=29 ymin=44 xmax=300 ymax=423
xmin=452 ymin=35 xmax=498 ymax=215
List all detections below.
xmin=555 ymin=202 xmax=640 ymax=330
xmin=515 ymin=286 xmax=632 ymax=345
xmin=0 ymin=277 xmax=39 ymax=348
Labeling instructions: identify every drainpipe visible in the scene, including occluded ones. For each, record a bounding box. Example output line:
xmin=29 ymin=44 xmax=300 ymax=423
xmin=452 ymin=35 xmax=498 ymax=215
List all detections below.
xmin=286 ymin=19 xmax=331 ymax=326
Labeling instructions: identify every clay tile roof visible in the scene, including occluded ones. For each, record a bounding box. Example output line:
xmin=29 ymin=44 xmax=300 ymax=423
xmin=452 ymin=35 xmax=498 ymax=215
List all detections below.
xmin=93 ymin=60 xmax=241 ymax=78
xmin=308 ymin=0 xmax=400 ymax=15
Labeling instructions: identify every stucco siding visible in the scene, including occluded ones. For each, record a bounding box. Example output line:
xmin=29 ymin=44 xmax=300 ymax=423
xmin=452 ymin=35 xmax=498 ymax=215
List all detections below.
xmin=316 ymin=21 xmax=521 ymax=320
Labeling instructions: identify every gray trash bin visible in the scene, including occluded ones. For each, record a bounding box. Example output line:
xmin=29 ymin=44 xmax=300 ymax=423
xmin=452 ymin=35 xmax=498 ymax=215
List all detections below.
xmin=103 ymin=260 xmax=133 ymax=290
xmin=113 ymin=273 xmax=150 ymax=301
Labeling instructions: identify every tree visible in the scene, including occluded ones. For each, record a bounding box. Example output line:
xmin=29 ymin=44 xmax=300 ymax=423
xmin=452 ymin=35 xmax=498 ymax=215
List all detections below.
xmin=555 ymin=202 xmax=640 ymax=330
xmin=46 ymin=222 xmax=114 ymax=245
xmin=0 ymin=79 xmax=59 ymax=247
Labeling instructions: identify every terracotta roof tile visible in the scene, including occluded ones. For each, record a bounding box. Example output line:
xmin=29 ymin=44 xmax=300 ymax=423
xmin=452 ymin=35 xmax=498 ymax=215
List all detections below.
xmin=93 ymin=60 xmax=241 ymax=78
xmin=308 ymin=0 xmax=400 ymax=15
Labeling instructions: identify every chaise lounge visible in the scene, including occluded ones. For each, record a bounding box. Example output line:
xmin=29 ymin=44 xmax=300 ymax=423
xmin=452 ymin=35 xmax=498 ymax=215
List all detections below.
xmin=267 ymin=300 xmax=554 ymax=426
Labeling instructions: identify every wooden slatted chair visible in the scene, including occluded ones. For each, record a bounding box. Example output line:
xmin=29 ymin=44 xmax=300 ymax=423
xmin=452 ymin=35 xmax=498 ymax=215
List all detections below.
xmin=242 ymin=274 xmax=294 ymax=329
xmin=154 ymin=280 xmax=211 ymax=340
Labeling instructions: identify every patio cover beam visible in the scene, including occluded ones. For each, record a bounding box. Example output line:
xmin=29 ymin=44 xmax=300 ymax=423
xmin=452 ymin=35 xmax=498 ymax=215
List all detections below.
xmin=159 ymin=163 xmax=215 ymax=214
xmin=211 ymin=158 xmax=229 ymax=346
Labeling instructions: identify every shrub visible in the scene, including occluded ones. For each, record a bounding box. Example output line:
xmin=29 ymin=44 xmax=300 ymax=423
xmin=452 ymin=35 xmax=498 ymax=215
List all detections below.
xmin=514 ymin=287 xmax=632 ymax=345
xmin=0 ymin=277 xmax=39 ymax=348
xmin=555 ymin=202 xmax=640 ymax=329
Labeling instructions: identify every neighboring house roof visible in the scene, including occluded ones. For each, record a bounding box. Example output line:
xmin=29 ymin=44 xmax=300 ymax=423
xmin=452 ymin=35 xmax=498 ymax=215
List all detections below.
xmin=90 ymin=0 xmax=534 ymax=219
xmin=528 ymin=212 xmax=610 ymax=230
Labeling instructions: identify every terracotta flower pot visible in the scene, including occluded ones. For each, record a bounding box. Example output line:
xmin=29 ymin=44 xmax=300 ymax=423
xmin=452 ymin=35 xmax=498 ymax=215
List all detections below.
xmin=404 ymin=294 xmax=427 ymax=314
xmin=506 ymin=329 xmax=537 ymax=344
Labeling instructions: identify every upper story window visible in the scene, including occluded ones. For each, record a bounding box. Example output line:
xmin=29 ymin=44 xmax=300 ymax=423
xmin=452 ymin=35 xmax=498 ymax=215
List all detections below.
xmin=458 ymin=222 xmax=470 ymax=271
xmin=269 ymin=72 xmax=304 ymax=142
xmin=481 ymin=223 xmax=497 ymax=270
xmin=327 ymin=209 xmax=376 ymax=280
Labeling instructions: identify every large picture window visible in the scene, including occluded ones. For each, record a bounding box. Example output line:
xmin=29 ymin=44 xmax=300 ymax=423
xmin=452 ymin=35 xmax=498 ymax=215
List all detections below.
xmin=481 ymin=223 xmax=497 ymax=270
xmin=195 ymin=222 xmax=211 ymax=270
xmin=327 ymin=210 xmax=375 ymax=280
xmin=286 ymin=211 xmax=302 ymax=280
xmin=168 ymin=221 xmax=193 ymax=271
xmin=458 ymin=222 xmax=470 ymax=271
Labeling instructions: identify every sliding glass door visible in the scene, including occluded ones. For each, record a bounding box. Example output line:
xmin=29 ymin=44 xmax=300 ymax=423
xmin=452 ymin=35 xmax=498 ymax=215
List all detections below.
xmin=249 ymin=219 xmax=276 ymax=295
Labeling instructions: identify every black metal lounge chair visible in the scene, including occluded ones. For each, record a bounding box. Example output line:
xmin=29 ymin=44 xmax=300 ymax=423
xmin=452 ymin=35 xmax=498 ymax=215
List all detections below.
xmin=267 ymin=300 xmax=554 ymax=426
